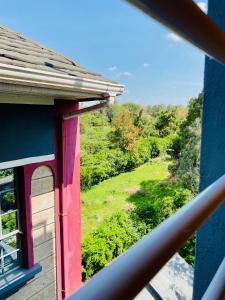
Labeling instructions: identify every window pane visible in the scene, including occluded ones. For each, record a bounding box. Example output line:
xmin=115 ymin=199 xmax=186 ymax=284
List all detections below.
xmin=0 ymin=235 xmax=20 ymax=274
xmin=0 ymin=168 xmax=22 ymax=275
xmin=0 ymin=252 xmax=20 ymax=274
xmin=0 ymin=168 xmax=15 ymax=214
xmin=2 ymin=211 xmax=17 ymax=235
xmin=2 ymin=235 xmax=17 ymax=251
xmin=0 ymin=168 xmax=14 ymax=192
xmin=0 ymin=168 xmax=13 ymax=180
xmin=0 ymin=191 xmax=16 ymax=212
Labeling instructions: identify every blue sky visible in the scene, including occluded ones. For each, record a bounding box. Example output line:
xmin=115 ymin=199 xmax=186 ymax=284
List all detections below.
xmin=0 ymin=0 xmax=207 ymax=106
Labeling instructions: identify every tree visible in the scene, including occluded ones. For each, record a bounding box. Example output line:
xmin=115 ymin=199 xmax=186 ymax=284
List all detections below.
xmin=155 ymin=108 xmax=177 ymax=137
xmin=169 ymin=93 xmax=202 ymax=194
xmin=110 ymin=109 xmax=140 ymax=153
xmin=175 ymin=119 xmax=201 ymax=193
xmin=123 ymin=102 xmax=143 ymax=127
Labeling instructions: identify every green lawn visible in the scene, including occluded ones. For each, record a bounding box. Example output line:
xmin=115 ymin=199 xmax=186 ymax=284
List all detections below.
xmin=81 ymin=161 xmax=169 ymax=239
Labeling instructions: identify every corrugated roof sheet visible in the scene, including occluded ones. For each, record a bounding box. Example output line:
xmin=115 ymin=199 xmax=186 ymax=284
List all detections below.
xmin=0 ymin=24 xmax=116 ymax=83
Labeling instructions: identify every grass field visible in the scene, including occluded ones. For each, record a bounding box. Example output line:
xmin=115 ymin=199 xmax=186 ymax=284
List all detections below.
xmin=81 ymin=160 xmax=169 ymax=239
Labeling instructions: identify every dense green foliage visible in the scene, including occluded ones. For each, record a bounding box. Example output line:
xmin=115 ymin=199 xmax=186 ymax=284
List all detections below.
xmin=2 ymin=212 xmax=16 ymax=233
xmin=81 ymin=98 xmax=202 ymax=279
xmin=169 ymin=93 xmax=202 ymax=194
xmin=130 ymin=181 xmax=192 ymax=228
xmin=1 ymin=191 xmax=15 ymax=211
xmin=167 ymin=93 xmax=203 ymax=265
xmin=82 ymin=212 xmax=148 ymax=280
xmin=81 ymin=162 xmax=194 ymax=279
xmin=81 ymin=162 xmax=169 ymax=239
xmin=0 ymin=169 xmax=13 ymax=178
xmin=179 ymin=236 xmax=196 ymax=266
xmin=80 ymin=103 xmax=185 ymax=190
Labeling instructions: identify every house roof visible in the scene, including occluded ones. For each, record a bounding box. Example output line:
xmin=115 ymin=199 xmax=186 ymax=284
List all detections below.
xmin=0 ymin=24 xmax=124 ymax=100
xmin=0 ymin=24 xmax=114 ymax=83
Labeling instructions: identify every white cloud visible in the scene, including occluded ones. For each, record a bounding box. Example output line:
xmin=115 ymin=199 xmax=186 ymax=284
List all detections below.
xmin=167 ymin=32 xmax=182 ymax=42
xmin=116 ymin=71 xmax=132 ymax=77
xmin=108 ymin=66 xmax=117 ymax=71
xmin=143 ymin=63 xmax=150 ymax=67
xmin=197 ymin=2 xmax=207 ymax=13
xmin=122 ymin=71 xmax=132 ymax=76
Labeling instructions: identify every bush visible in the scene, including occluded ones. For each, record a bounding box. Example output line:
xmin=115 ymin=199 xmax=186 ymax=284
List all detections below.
xmin=2 ymin=213 xmax=16 ymax=232
xmin=131 ymin=181 xmax=192 ymax=228
xmin=133 ymin=196 xmax=174 ymax=228
xmin=150 ymin=141 xmax=160 ymax=158
xmin=179 ymin=236 xmax=196 ymax=266
xmin=138 ymin=138 xmax=151 ymax=163
xmin=0 ymin=169 xmax=13 ymax=178
xmin=129 ymin=181 xmax=194 ymax=265
xmin=82 ymin=179 xmax=194 ymax=278
xmin=82 ymin=212 xmax=146 ymax=280
xmin=175 ymin=121 xmax=201 ymax=194
xmin=168 ymin=94 xmax=202 ymax=194
xmin=80 ymin=155 xmax=113 ymax=190
xmin=148 ymin=135 xmax=176 ymax=159
xmin=80 ymin=165 xmax=93 ymax=190
xmin=105 ymin=149 xmax=129 ymax=175
xmin=80 ymin=150 xmax=130 ymax=190
xmin=173 ymin=188 xmax=193 ymax=210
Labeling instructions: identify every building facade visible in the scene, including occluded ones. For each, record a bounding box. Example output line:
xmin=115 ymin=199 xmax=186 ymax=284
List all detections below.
xmin=0 ymin=25 xmax=123 ymax=300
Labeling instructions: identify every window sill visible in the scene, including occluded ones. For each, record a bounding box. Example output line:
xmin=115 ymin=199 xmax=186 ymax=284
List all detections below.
xmin=0 ymin=263 xmax=42 ymax=299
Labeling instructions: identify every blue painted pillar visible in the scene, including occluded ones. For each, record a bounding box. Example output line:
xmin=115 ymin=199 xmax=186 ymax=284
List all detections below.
xmin=193 ymin=1 xmax=225 ymax=298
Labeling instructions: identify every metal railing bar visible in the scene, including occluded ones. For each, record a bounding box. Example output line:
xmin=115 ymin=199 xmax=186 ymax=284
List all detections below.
xmin=69 ymin=174 xmax=225 ymax=300
xmin=0 ymin=230 xmax=21 ymax=241
xmin=145 ymin=283 xmax=163 ymax=300
xmin=1 ymin=209 xmax=18 ymax=217
xmin=126 ymin=0 xmax=225 ymax=67
xmin=202 ymin=257 xmax=225 ymax=300
xmin=0 ymin=188 xmax=15 ymax=195
xmin=2 ymin=248 xmax=20 ymax=259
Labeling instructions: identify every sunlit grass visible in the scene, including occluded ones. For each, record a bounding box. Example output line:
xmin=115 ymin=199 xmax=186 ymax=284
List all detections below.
xmin=81 ymin=160 xmax=169 ymax=239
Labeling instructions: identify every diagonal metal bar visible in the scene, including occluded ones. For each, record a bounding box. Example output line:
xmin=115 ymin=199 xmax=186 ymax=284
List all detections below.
xmin=202 ymin=257 xmax=225 ymax=300
xmin=126 ymin=0 xmax=225 ymax=67
xmin=69 ymin=174 xmax=225 ymax=300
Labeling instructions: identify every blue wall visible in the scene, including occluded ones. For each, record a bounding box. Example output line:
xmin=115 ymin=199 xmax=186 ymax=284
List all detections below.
xmin=0 ymin=104 xmax=54 ymax=166
xmin=193 ymin=1 xmax=225 ymax=298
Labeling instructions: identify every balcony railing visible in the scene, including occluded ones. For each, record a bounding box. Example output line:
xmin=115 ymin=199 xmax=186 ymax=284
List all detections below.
xmin=69 ymin=1 xmax=225 ymax=299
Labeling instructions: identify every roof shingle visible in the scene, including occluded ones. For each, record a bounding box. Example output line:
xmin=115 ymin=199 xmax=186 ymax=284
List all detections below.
xmin=0 ymin=24 xmax=116 ymax=84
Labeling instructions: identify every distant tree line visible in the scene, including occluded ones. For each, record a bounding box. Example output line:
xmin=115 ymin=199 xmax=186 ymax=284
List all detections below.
xmin=80 ymin=102 xmax=186 ymax=190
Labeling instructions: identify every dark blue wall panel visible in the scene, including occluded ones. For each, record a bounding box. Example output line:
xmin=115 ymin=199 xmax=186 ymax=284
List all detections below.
xmin=0 ymin=104 xmax=54 ymax=166
xmin=193 ymin=1 xmax=225 ymax=298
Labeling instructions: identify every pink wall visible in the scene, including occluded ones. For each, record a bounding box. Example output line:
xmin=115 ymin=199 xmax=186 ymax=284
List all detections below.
xmin=55 ymin=101 xmax=81 ymax=299
xmin=22 ymin=101 xmax=81 ymax=300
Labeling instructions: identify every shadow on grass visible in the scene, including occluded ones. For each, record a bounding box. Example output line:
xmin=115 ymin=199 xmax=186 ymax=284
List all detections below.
xmin=126 ymin=180 xmax=179 ymax=226
xmin=124 ymin=179 xmax=178 ymax=233
xmin=127 ymin=179 xmax=177 ymax=207
xmin=125 ymin=179 xmax=195 ymax=266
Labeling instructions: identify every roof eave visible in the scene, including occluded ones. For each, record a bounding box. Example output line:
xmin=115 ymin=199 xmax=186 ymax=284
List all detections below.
xmin=0 ymin=63 xmax=124 ymax=99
